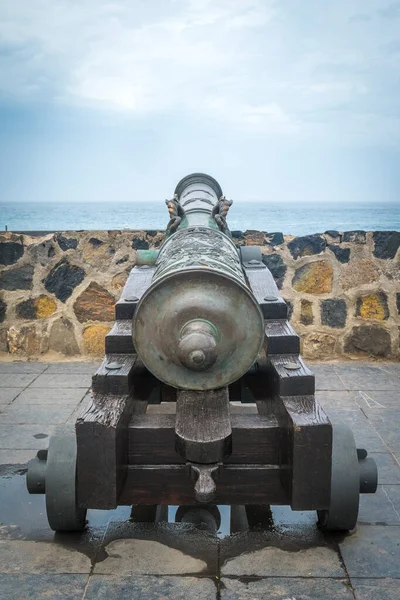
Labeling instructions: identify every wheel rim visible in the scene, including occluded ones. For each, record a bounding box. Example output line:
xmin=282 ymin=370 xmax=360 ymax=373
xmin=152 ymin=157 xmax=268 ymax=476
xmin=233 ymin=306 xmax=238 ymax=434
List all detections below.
xmin=45 ymin=428 xmax=87 ymax=532
xmin=318 ymin=424 xmax=360 ymax=531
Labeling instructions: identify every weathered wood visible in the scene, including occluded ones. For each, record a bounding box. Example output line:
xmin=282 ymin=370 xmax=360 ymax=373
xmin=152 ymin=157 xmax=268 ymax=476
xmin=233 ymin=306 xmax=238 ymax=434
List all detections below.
xmin=92 ymin=354 xmax=137 ymax=396
xmin=269 ymin=354 xmax=315 ymax=396
xmin=279 ymin=394 xmax=332 ymax=510
xmin=244 ymin=267 xmax=288 ymax=319
xmin=105 ymin=321 xmax=135 ymax=354
xmin=115 ymin=266 xmax=155 ymax=320
xmin=119 ymin=464 xmax=287 ymax=505
xmin=128 ymin=411 xmax=280 ymax=465
xmin=264 ymin=320 xmax=300 ymax=355
xmin=175 ymin=388 xmax=232 ymax=463
xmin=76 ymin=393 xmax=134 ymax=509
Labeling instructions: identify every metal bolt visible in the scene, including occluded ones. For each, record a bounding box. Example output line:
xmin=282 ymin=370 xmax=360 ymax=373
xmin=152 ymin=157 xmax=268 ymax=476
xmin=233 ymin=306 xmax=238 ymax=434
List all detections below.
xmin=284 ymin=362 xmax=301 ymax=371
xmin=125 ymin=296 xmax=139 ymax=302
xmin=248 ymin=259 xmax=260 ymax=264
xmin=139 ymin=265 xmax=150 ymax=269
xmin=264 ymin=296 xmax=277 ymax=302
xmin=105 ymin=362 xmax=122 ymax=370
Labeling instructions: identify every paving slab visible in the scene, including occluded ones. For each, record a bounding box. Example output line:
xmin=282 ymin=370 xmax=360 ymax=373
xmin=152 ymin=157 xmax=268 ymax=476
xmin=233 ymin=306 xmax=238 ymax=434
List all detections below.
xmin=0 ymin=363 xmax=49 ymax=374
xmin=351 ymin=390 xmax=400 ymax=411
xmin=221 ymin=577 xmax=354 ymax=599
xmin=337 ymin=525 xmax=400 ymax=578
xmin=0 ymin=424 xmax=54 ymax=450
xmin=220 ymin=529 xmax=344 ymax=577
xmin=0 ymin=574 xmax=88 ymax=600
xmin=0 ymin=449 xmax=35 ymax=465
xmin=0 ymin=540 xmax=92 ymax=574
xmin=10 ymin=387 xmax=88 ymax=406
xmin=333 ymin=364 xmax=399 ymax=391
xmin=98 ymin=521 xmax=218 ymax=576
xmin=0 ymin=388 xmax=24 ymax=406
xmin=85 ymin=575 xmax=217 ymax=600
xmin=316 ymin=390 xmax=359 ymax=412
xmin=309 ymin=364 xmax=347 ymax=391
xmin=358 ymin=485 xmax=400 ymax=525
xmin=45 ymin=362 xmax=98 ymax=375
xmin=30 ymin=373 xmax=91 ymax=389
xmin=0 ymin=404 xmax=75 ymax=425
xmin=382 ymin=485 xmax=400 ymax=515
xmin=351 ymin=577 xmax=400 ymax=600
xmin=325 ymin=408 xmax=389 ymax=452
xmin=385 ymin=363 xmax=400 ymax=376
xmin=368 ymin=452 xmax=400 ymax=484
xmin=0 ymin=373 xmax=40 ymax=388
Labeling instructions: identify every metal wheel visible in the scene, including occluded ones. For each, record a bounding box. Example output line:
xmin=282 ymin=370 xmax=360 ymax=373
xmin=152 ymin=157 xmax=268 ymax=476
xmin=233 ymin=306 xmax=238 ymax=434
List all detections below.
xmin=45 ymin=428 xmax=87 ymax=532
xmin=317 ymin=424 xmax=360 ymax=531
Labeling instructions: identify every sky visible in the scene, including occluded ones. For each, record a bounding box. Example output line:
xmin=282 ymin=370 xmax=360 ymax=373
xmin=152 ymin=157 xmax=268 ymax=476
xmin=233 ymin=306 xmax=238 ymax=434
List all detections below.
xmin=0 ymin=0 xmax=399 ymax=204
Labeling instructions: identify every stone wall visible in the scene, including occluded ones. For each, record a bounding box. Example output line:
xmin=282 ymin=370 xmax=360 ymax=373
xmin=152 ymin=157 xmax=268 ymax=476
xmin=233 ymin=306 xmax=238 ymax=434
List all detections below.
xmin=0 ymin=228 xmax=399 ymax=361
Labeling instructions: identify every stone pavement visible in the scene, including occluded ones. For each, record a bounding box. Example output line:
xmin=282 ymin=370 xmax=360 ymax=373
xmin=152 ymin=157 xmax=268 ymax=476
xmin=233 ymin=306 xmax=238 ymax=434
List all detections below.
xmin=0 ymin=360 xmax=399 ymax=600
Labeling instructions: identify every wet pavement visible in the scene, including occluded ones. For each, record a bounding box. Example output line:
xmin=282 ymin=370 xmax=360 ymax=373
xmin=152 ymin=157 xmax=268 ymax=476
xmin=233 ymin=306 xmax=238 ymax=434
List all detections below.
xmin=0 ymin=360 xmax=399 ymax=599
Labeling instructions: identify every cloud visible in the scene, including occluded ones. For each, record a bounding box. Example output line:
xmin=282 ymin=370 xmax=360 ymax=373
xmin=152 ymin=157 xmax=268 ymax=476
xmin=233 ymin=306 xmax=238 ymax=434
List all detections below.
xmin=0 ymin=0 xmax=399 ymax=143
xmin=378 ymin=2 xmax=400 ymax=18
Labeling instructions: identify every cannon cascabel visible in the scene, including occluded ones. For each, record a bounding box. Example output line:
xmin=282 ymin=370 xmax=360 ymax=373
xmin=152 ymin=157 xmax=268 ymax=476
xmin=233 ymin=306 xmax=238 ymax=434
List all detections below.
xmin=133 ymin=173 xmax=264 ymax=390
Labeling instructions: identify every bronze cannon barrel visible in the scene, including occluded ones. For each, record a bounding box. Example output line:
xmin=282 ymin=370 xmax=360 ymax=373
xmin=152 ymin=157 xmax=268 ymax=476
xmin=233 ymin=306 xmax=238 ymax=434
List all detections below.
xmin=133 ymin=173 xmax=264 ymax=390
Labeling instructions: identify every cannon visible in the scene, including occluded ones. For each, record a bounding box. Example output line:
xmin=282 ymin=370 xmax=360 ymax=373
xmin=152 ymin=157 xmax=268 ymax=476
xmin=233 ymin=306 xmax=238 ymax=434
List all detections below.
xmin=26 ymin=173 xmax=377 ymax=532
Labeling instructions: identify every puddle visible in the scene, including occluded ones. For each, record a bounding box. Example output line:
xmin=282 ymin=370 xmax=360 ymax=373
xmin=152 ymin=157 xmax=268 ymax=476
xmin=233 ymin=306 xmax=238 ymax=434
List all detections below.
xmin=0 ymin=465 xmax=320 ymax=553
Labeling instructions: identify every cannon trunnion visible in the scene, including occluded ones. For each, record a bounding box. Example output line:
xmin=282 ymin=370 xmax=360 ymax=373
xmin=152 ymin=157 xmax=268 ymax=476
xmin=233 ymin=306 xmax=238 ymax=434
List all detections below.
xmin=27 ymin=173 xmax=377 ymax=532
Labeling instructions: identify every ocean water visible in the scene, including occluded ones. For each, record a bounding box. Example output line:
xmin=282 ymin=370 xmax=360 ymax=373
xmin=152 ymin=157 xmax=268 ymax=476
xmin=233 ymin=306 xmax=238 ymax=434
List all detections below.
xmin=1 ymin=201 xmax=399 ymax=236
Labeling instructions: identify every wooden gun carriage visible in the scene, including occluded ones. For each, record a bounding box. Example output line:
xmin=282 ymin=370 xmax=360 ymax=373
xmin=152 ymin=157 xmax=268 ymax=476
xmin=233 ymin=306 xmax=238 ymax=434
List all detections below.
xmin=27 ymin=173 xmax=377 ymax=532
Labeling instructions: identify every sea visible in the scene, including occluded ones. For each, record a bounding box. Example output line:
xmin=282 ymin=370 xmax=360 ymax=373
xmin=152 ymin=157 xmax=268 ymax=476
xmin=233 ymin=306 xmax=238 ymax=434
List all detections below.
xmin=1 ymin=202 xmax=399 ymax=236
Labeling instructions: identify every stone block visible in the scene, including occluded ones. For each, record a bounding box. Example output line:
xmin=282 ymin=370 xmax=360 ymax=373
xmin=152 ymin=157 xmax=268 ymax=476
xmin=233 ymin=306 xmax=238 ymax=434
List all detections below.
xmin=373 ymin=230 xmax=400 ymax=259
xmin=82 ymin=325 xmax=110 ymax=356
xmin=265 ymin=232 xmax=284 ymax=245
xmin=339 ymin=259 xmax=380 ymax=291
xmin=56 ymin=233 xmax=78 ymax=251
xmin=111 ymin=271 xmax=129 ymax=290
xmin=288 ymin=234 xmax=326 ymax=259
xmin=356 ymin=292 xmax=389 ymax=320
xmin=0 ymin=240 xmax=24 ymax=266
xmin=132 ymin=237 xmax=149 ymax=250
xmin=7 ymin=325 xmax=42 ymax=357
xmin=292 ymin=260 xmax=333 ymax=294
xmin=303 ymin=332 xmax=336 ymax=359
xmin=342 ymin=230 xmax=366 ymax=244
xmin=28 ymin=239 xmax=56 ymax=266
xmin=300 ymin=299 xmax=314 ymax=325
xmin=0 ymin=265 xmax=34 ymax=291
xmin=49 ymin=318 xmax=79 ymax=356
xmin=325 ymin=230 xmax=341 ymax=239
xmin=0 ymin=298 xmax=6 ymax=323
xmin=43 ymin=259 xmax=85 ymax=302
xmin=261 ymin=254 xmax=286 ymax=289
xmin=73 ymin=282 xmax=115 ymax=323
xmin=344 ymin=325 xmax=391 ymax=357
xmin=0 ymin=326 xmax=7 ymax=351
xmin=244 ymin=230 xmax=265 ymax=245
xmin=328 ymin=244 xmax=350 ymax=263
xmin=16 ymin=295 xmax=57 ymax=320
xmin=321 ymin=299 xmax=347 ymax=328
